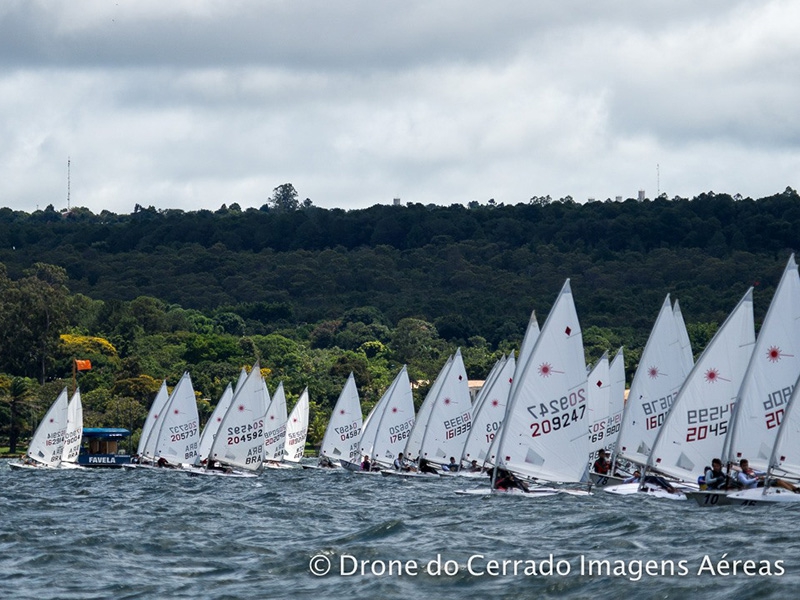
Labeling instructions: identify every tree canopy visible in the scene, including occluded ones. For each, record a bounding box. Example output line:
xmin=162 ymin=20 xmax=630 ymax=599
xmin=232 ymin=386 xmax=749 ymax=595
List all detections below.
xmin=0 ymin=187 xmax=798 ymax=451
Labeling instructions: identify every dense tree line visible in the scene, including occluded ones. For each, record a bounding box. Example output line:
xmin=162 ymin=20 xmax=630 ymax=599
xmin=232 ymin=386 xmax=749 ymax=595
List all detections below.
xmin=0 ymin=187 xmax=798 ymax=452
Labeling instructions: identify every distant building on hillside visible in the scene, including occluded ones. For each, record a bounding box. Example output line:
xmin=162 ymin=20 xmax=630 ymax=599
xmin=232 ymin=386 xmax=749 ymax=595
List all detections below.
xmin=468 ymin=380 xmax=484 ymax=403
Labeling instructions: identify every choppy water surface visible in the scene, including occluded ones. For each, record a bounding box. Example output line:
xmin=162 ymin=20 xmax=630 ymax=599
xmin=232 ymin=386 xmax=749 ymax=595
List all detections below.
xmin=1 ymin=460 xmax=798 ymax=599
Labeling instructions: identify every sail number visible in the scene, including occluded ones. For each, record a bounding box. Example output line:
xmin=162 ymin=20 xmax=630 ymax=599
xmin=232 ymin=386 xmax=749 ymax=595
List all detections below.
xmin=227 ymin=430 xmax=263 ymax=445
xmin=228 ymin=421 xmax=264 ymax=436
xmin=685 ymin=402 xmax=734 ymax=442
xmin=444 ymin=412 xmax=472 ymax=440
xmin=527 ymin=390 xmax=587 ymax=438
xmin=389 ymin=419 xmax=414 ymax=444
xmin=641 ymin=393 xmax=675 ymax=431
xmin=336 ymin=422 xmax=361 ymax=441
xmin=764 ymin=385 xmax=793 ymax=429
xmin=765 ymin=409 xmax=784 ymax=430
xmin=641 ymin=393 xmax=675 ymax=416
xmin=589 ymin=414 xmax=621 ymax=443
xmin=263 ymin=426 xmax=286 ymax=447
xmin=530 ymin=406 xmax=586 ymax=437
xmin=45 ymin=431 xmax=65 ymax=446
xmin=287 ymin=429 xmax=307 ymax=445
xmin=484 ymin=420 xmax=501 ymax=443
xmin=227 ymin=419 xmax=264 ymax=445
xmin=170 ymin=428 xmax=198 ymax=442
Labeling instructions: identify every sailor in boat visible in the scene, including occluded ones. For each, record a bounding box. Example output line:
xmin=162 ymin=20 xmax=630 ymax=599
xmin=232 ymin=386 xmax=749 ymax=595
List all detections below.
xmin=492 ymin=469 xmax=530 ymax=493
xmin=623 ymin=470 xmax=641 ymax=484
xmin=156 ymin=457 xmax=176 ymax=469
xmin=207 ymin=459 xmax=232 ymax=474
xmin=701 ymin=459 xmax=730 ymax=490
xmin=360 ymin=455 xmax=372 ymax=471
xmin=442 ymin=457 xmax=460 ymax=472
xmin=418 ymin=457 xmax=438 ymax=475
xmin=736 ymin=459 xmax=799 ymax=493
xmin=317 ymin=455 xmax=335 ymax=468
xmin=468 ymin=460 xmax=483 ymax=473
xmin=622 ymin=470 xmax=678 ymax=494
xmin=592 ymin=449 xmax=611 ymax=475
xmin=393 ymin=452 xmax=414 ymax=472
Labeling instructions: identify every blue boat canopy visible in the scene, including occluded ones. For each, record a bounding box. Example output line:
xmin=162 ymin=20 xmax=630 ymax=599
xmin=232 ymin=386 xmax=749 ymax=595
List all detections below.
xmin=82 ymin=427 xmax=131 ymax=439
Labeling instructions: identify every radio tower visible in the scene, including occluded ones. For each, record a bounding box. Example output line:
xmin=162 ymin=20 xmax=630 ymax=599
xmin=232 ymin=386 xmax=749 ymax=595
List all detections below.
xmin=66 ymin=157 xmax=71 ymax=210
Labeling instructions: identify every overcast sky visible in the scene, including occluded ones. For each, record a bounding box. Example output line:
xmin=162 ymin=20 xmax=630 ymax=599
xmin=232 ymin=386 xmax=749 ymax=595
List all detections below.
xmin=1 ymin=1 xmax=798 ymax=215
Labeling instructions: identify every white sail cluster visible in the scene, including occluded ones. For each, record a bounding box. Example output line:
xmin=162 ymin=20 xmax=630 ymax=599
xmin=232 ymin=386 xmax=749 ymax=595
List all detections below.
xmin=15 ymin=258 xmax=800 ymax=502
xmin=602 ymin=254 xmax=800 ymax=505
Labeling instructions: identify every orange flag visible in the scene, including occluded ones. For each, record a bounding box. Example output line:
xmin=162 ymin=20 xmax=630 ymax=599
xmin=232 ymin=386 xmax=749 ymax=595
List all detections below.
xmin=75 ymin=359 xmax=92 ymax=371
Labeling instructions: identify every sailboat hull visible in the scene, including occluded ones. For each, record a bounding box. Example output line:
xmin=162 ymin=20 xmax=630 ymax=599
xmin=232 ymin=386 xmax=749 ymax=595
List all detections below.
xmin=688 ymin=487 xmax=800 ymax=506
xmin=604 ymin=482 xmax=689 ymax=500
xmin=454 ymin=487 xmax=591 ymax=497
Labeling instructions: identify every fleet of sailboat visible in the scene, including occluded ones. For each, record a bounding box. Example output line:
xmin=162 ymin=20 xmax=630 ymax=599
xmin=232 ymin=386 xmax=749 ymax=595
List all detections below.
xmin=59 ymin=389 xmax=83 ymax=469
xmin=11 ymin=259 xmax=800 ymax=509
xmin=284 ymin=388 xmax=309 ymax=463
xmin=9 ymin=388 xmax=69 ymax=470
xmin=318 ymin=373 xmax=362 ymax=466
xmin=640 ymin=288 xmax=755 ymax=495
xmin=357 ymin=366 xmax=415 ymax=469
xmin=491 ymin=279 xmax=589 ymax=491
xmin=609 ymin=295 xmax=694 ymax=481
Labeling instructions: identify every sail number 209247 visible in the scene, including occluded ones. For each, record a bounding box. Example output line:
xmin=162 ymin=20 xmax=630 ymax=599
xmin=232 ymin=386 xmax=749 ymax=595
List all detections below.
xmin=527 ymin=390 xmax=587 ymax=438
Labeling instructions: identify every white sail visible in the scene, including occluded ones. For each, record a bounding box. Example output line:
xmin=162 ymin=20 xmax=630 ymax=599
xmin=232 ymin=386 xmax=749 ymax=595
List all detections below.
xmin=208 ymin=364 xmax=269 ymax=471
xmin=517 ymin=310 xmax=541 ymax=370
xmin=284 ymin=388 xmax=309 ymax=462
xmin=417 ymin=348 xmax=472 ymax=465
xmin=154 ymin=372 xmax=200 ymax=466
xmin=461 ymin=354 xmax=515 ymax=465
xmin=234 ymin=367 xmax=248 ymax=394
xmin=138 ymin=380 xmax=170 ymax=460
xmin=673 ymin=299 xmax=694 ymax=369
xmin=605 ymin=347 xmax=626 ymax=454
xmin=767 ymin=371 xmax=800 ymax=478
xmin=495 ymin=279 xmax=588 ymax=483
xmin=485 ymin=311 xmax=541 ymax=466
xmin=320 ymin=373 xmax=363 ymax=462
xmin=649 ymin=288 xmax=755 ymax=482
xmin=263 ymin=381 xmax=288 ymax=462
xmin=404 ymin=355 xmax=453 ymax=460
xmin=26 ymin=388 xmax=69 ymax=468
xmin=60 ymin=389 xmax=83 ymax=465
xmin=615 ymin=296 xmax=692 ymax=466
xmin=195 ymin=383 xmax=234 ymax=465
xmin=724 ymin=255 xmax=800 ymax=470
xmin=587 ymin=352 xmax=611 ymax=466
xmin=359 ymin=366 xmax=415 ymax=467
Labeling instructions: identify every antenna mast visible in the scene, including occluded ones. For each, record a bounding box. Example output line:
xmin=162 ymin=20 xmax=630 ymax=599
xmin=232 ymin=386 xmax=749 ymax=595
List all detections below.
xmin=67 ymin=157 xmax=71 ymax=210
xmin=656 ymin=163 xmax=660 ymax=197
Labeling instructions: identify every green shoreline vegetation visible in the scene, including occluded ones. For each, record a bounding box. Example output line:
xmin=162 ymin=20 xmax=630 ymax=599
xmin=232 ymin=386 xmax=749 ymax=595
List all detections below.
xmin=1 ymin=186 xmax=798 ymax=452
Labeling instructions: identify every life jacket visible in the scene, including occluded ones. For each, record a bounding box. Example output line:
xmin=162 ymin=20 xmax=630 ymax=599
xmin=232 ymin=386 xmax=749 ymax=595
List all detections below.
xmin=697 ymin=466 xmax=710 ymax=490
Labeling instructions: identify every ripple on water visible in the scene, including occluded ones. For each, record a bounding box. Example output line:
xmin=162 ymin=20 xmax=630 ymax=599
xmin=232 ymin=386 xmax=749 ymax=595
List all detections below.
xmin=2 ymin=460 xmax=799 ymax=599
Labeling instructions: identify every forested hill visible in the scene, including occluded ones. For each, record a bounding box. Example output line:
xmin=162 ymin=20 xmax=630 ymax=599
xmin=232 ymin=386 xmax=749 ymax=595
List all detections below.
xmin=0 ymin=188 xmax=798 ymax=447
xmin=1 ymin=188 xmax=797 ymax=340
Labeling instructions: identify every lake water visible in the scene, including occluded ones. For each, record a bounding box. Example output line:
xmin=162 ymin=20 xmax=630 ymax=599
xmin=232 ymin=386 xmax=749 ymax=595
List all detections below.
xmin=1 ymin=459 xmax=797 ymax=599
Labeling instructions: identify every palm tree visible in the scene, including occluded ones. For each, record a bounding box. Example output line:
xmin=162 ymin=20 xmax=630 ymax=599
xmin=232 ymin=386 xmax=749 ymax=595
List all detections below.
xmin=5 ymin=377 xmax=33 ymax=454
